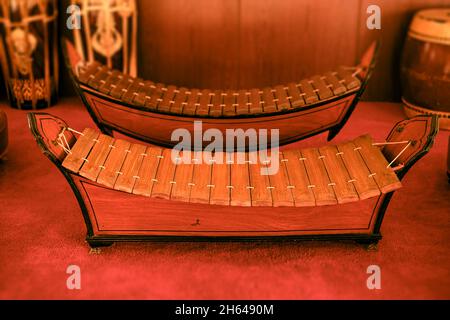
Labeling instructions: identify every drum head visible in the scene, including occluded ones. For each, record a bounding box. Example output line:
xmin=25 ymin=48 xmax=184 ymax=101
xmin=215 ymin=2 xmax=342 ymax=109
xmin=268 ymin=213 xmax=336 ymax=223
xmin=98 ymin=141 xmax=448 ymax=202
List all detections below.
xmin=408 ymin=9 xmax=450 ymax=45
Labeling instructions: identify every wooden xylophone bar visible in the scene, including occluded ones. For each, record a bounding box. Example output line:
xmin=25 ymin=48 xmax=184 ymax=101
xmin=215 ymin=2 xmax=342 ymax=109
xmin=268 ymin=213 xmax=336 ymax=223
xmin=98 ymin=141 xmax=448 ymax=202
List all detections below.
xmin=76 ymin=62 xmax=362 ymax=117
xmin=61 ymin=128 xmax=402 ymax=207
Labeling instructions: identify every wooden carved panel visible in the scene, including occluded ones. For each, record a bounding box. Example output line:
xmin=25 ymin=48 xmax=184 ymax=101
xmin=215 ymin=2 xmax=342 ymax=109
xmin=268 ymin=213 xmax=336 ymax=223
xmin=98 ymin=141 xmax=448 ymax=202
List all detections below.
xmin=69 ymin=0 xmax=137 ymax=76
xmin=0 ymin=0 xmax=58 ymax=109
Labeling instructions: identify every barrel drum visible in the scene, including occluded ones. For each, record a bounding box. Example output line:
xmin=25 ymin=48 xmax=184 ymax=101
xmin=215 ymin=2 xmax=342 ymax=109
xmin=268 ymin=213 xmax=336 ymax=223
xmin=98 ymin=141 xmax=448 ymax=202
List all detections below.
xmin=401 ymin=8 xmax=450 ymax=130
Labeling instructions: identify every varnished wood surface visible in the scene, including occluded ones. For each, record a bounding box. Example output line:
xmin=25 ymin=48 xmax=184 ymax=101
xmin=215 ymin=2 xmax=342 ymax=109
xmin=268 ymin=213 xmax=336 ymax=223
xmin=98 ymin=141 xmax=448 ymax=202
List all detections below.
xmin=77 ymin=177 xmax=378 ymax=236
xmin=84 ymin=90 xmax=355 ymax=148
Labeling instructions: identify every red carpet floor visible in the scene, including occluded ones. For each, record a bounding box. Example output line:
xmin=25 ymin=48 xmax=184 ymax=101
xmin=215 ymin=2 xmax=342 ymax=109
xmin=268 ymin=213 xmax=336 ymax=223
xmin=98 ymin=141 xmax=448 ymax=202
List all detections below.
xmin=0 ymin=99 xmax=449 ymax=299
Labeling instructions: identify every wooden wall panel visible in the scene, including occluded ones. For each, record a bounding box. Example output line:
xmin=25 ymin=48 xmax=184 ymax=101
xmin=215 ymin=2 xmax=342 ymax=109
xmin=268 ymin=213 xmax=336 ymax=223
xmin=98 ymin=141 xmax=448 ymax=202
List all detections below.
xmin=238 ymin=0 xmax=360 ymax=89
xmin=137 ymin=0 xmax=360 ymax=90
xmin=137 ymin=0 xmax=241 ymax=89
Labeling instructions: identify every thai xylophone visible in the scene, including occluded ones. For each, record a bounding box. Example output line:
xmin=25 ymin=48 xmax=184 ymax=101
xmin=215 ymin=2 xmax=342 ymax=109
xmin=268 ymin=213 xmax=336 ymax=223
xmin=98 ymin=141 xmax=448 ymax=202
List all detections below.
xmin=28 ymin=113 xmax=437 ymax=248
xmin=63 ymin=39 xmax=379 ymax=149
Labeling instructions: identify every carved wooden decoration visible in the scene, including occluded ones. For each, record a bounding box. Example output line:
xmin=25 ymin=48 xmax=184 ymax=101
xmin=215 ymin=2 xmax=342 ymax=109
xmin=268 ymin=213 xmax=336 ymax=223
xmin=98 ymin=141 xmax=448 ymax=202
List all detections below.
xmin=0 ymin=0 xmax=58 ymax=109
xmin=70 ymin=0 xmax=137 ymax=77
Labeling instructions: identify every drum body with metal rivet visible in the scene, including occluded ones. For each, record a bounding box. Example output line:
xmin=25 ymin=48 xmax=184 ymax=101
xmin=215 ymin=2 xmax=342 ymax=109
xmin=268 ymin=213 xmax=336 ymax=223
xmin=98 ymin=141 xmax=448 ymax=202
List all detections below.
xmin=401 ymin=8 xmax=450 ymax=130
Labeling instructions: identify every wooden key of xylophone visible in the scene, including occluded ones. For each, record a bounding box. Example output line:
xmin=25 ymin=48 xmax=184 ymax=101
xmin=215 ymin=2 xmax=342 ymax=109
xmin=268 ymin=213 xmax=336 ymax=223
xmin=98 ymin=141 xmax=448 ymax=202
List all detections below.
xmin=132 ymin=146 xmax=162 ymax=197
xmin=132 ymin=81 xmax=149 ymax=106
xmin=236 ymin=90 xmax=250 ymax=115
xmin=158 ymin=85 xmax=177 ymax=113
xmin=145 ymin=83 xmax=165 ymax=109
xmin=248 ymin=152 xmax=273 ymax=206
xmin=274 ymin=85 xmax=291 ymax=111
xmin=337 ymin=141 xmax=381 ymax=199
xmin=229 ymin=152 xmax=252 ymax=206
xmin=311 ymin=75 xmax=333 ymax=100
xmin=353 ymin=135 xmax=402 ymax=194
xmin=264 ymin=151 xmax=294 ymax=207
xmin=96 ymin=139 xmax=131 ymax=188
xmin=281 ymin=150 xmax=315 ymax=206
xmin=79 ymin=134 xmax=115 ymax=181
xmin=287 ymin=83 xmax=305 ymax=108
xmin=109 ymin=75 xmax=134 ymax=99
xmin=183 ymin=89 xmax=200 ymax=116
xmin=87 ymin=66 xmax=110 ymax=90
xmin=77 ymin=62 xmax=102 ymax=84
xmin=210 ymin=152 xmax=231 ymax=206
xmin=196 ymin=90 xmax=211 ymax=116
xmin=189 ymin=152 xmax=213 ymax=204
xmin=249 ymin=89 xmax=263 ymax=114
xmin=114 ymin=143 xmax=148 ymax=193
xmin=223 ymin=91 xmax=236 ymax=117
xmin=299 ymin=80 xmax=319 ymax=104
xmin=324 ymin=72 xmax=347 ymax=95
xmin=301 ymin=148 xmax=337 ymax=206
xmin=170 ymin=88 xmax=188 ymax=114
xmin=170 ymin=151 xmax=194 ymax=202
xmin=262 ymin=87 xmax=277 ymax=113
xmin=209 ymin=90 xmax=223 ymax=117
xmin=337 ymin=67 xmax=360 ymax=90
xmin=151 ymin=148 xmax=178 ymax=199
xmin=318 ymin=145 xmax=359 ymax=204
xmin=98 ymin=70 xmax=121 ymax=95
xmin=62 ymin=128 xmax=99 ymax=173
xmin=133 ymin=81 xmax=156 ymax=106
xmin=122 ymin=78 xmax=145 ymax=104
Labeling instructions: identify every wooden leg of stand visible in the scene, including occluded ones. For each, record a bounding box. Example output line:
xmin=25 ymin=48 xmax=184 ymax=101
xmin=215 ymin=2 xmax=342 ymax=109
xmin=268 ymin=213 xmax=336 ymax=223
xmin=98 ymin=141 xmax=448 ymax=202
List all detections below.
xmin=356 ymin=239 xmax=379 ymax=251
xmin=87 ymin=240 xmax=114 ymax=254
xmin=356 ymin=239 xmax=380 ymax=251
xmin=366 ymin=242 xmax=379 ymax=251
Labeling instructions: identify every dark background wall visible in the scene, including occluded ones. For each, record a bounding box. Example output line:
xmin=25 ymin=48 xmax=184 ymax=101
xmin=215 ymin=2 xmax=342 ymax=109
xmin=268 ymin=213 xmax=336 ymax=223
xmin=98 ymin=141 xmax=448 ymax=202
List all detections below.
xmin=5 ymin=0 xmax=450 ymax=102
